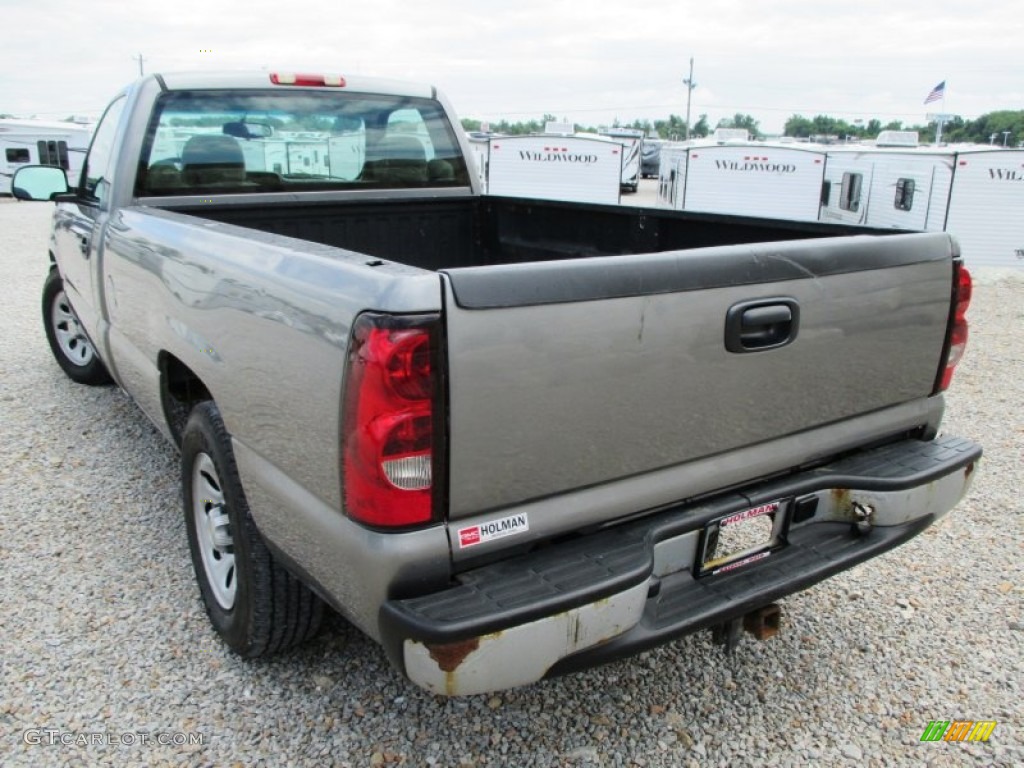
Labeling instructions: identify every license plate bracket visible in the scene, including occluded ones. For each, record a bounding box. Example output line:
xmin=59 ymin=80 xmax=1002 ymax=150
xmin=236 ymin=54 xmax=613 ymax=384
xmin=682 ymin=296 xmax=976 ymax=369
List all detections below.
xmin=698 ymin=499 xmax=790 ymax=576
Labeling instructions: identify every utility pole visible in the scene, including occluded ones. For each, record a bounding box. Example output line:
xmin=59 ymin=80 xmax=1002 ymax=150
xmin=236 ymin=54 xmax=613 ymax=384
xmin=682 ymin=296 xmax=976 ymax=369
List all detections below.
xmin=133 ymin=53 xmax=146 ymax=77
xmin=1002 ymin=130 xmax=1011 ymax=147
xmin=683 ymin=58 xmax=696 ymax=141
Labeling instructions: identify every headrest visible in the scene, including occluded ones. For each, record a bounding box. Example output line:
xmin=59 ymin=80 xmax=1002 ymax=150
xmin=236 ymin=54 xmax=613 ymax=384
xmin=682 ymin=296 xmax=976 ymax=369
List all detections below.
xmin=182 ymin=135 xmax=245 ymax=184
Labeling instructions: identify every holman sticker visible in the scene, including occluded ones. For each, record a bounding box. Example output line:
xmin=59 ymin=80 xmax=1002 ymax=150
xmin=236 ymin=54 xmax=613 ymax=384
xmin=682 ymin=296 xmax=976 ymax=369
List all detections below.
xmin=720 ymin=501 xmax=780 ymax=528
xmin=458 ymin=513 xmax=529 ymax=549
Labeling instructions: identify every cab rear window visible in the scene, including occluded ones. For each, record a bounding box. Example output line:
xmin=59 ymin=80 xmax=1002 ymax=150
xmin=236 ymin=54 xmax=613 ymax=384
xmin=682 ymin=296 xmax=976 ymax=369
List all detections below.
xmin=136 ymin=90 xmax=471 ymax=197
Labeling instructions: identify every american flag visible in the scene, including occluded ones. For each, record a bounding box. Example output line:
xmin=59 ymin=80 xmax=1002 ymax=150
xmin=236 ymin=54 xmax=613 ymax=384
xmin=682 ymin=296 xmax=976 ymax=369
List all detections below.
xmin=924 ymin=81 xmax=946 ymax=105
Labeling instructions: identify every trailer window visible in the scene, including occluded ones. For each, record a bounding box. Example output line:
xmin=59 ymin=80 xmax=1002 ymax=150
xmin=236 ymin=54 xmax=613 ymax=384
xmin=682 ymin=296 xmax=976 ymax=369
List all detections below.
xmin=37 ymin=140 xmax=70 ymax=170
xmin=894 ymin=178 xmax=915 ymax=211
xmin=839 ymin=172 xmax=862 ymax=212
xmin=820 ymin=180 xmax=831 ymax=206
xmin=136 ymin=89 xmax=470 ymax=197
xmin=5 ymin=148 xmax=30 ymax=164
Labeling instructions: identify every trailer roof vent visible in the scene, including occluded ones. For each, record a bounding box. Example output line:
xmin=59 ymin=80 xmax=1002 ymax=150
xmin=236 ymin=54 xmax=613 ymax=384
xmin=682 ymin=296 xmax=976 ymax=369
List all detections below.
xmin=544 ymin=121 xmax=575 ymax=135
xmin=875 ymin=130 xmax=919 ymax=148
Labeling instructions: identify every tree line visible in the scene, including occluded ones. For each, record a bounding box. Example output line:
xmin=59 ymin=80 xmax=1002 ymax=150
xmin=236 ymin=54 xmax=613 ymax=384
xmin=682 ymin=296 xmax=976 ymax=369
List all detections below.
xmin=783 ymin=111 xmax=1023 ymax=145
xmin=462 ymin=110 xmax=1023 ymax=146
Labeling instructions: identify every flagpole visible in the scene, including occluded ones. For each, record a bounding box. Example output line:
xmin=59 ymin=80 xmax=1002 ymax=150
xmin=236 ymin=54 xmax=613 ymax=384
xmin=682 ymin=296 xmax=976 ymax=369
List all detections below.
xmin=936 ymin=87 xmax=946 ymax=145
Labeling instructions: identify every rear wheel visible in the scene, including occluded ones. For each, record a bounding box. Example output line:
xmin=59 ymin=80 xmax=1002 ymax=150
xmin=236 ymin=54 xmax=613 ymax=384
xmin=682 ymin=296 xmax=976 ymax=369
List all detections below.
xmin=182 ymin=401 xmax=323 ymax=656
xmin=42 ymin=270 xmax=112 ymax=385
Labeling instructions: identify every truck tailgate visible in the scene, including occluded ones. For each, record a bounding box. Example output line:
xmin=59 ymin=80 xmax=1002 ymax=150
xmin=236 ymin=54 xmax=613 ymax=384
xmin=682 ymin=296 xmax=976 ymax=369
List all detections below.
xmin=440 ymin=233 xmax=956 ymax=540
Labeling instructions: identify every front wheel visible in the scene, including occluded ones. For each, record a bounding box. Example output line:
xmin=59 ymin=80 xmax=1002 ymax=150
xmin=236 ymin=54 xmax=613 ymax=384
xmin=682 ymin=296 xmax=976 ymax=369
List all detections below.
xmin=182 ymin=401 xmax=323 ymax=656
xmin=41 ymin=270 xmax=112 ymax=385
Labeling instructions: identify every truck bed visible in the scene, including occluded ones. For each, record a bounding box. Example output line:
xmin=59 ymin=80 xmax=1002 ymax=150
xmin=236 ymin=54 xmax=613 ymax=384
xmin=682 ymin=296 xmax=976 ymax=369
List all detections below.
xmin=158 ymin=195 xmax=891 ymax=272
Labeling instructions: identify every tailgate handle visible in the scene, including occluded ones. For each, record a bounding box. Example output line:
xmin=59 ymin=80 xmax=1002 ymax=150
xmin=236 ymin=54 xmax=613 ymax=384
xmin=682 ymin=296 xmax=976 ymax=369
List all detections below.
xmin=725 ymin=299 xmax=799 ymax=353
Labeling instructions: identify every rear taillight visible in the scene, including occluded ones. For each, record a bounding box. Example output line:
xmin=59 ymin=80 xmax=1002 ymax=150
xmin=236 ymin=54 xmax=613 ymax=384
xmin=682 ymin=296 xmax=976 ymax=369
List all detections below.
xmin=342 ymin=313 xmax=443 ymax=528
xmin=935 ymin=262 xmax=972 ymax=393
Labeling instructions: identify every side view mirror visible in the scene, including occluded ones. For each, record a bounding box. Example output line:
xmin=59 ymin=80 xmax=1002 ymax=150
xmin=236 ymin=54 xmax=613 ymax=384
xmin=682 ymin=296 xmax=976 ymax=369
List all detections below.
xmin=12 ymin=166 xmax=70 ymax=201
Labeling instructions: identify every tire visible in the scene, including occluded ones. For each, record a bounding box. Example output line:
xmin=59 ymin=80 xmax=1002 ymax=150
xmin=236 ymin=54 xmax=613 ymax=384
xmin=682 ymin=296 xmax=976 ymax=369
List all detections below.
xmin=42 ymin=270 xmax=112 ymax=385
xmin=182 ymin=401 xmax=323 ymax=656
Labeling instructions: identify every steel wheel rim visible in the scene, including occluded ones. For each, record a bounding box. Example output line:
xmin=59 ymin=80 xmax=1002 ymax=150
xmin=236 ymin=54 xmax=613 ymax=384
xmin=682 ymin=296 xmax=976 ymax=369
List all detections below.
xmin=51 ymin=289 xmax=96 ymax=366
xmin=192 ymin=453 xmax=236 ymax=610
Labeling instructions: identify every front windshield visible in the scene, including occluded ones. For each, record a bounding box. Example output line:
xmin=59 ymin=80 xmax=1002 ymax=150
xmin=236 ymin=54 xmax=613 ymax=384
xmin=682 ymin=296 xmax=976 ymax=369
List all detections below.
xmin=137 ymin=89 xmax=470 ymax=196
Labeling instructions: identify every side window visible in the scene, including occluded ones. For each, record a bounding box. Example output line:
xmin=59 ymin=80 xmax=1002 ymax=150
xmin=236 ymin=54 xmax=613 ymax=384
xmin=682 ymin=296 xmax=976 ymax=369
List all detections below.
xmin=82 ymin=96 xmax=127 ymax=204
xmin=894 ymin=178 xmax=915 ymax=211
xmin=6 ymin=148 xmax=30 ymax=164
xmin=820 ymin=180 xmax=832 ymax=206
xmin=839 ymin=172 xmax=862 ymax=212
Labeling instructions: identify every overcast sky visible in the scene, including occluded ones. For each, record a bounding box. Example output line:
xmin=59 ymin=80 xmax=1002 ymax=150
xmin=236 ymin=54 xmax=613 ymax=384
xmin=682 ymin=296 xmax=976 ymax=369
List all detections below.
xmin=1 ymin=0 xmax=1020 ymax=133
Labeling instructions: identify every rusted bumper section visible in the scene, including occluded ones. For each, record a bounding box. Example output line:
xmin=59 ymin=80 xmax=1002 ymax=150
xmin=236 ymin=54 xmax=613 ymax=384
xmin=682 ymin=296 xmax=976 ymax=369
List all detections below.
xmin=403 ymin=582 xmax=649 ymax=696
xmin=379 ymin=435 xmax=981 ymax=696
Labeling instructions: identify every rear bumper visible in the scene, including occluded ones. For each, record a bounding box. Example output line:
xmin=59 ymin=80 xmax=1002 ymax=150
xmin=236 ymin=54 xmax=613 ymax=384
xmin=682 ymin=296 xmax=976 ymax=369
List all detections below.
xmin=379 ymin=436 xmax=981 ymax=695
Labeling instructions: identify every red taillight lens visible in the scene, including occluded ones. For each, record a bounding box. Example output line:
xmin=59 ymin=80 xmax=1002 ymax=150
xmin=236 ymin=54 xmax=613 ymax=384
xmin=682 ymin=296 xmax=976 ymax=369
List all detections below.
xmin=342 ymin=313 xmax=442 ymax=528
xmin=935 ymin=263 xmax=971 ymax=393
xmin=954 ymin=263 xmax=972 ymax=321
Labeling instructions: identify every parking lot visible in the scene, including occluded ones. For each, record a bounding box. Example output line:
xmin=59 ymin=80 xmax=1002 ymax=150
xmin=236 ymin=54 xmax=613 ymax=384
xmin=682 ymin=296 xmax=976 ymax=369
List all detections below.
xmin=1 ymin=197 xmax=1021 ymax=767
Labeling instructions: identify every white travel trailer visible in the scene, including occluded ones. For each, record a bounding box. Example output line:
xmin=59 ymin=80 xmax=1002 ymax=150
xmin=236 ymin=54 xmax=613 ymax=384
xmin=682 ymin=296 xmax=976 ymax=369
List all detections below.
xmin=0 ymin=119 xmax=93 ymax=195
xmin=485 ymin=134 xmax=623 ymax=205
xmin=664 ymin=143 xmax=827 ymax=222
xmin=654 ymin=137 xmax=1021 ymax=269
xmin=599 ymin=128 xmax=643 ymax=192
xmin=819 ymin=148 xmax=954 ymax=231
xmin=945 ymin=149 xmax=1024 ymax=268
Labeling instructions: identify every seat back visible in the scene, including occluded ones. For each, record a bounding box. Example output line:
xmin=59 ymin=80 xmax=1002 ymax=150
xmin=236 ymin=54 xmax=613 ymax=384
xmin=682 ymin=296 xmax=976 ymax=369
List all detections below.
xmin=427 ymin=158 xmax=455 ymax=182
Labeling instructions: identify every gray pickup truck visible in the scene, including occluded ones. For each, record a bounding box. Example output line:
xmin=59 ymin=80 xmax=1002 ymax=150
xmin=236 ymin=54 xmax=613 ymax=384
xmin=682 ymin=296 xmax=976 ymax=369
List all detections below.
xmin=14 ymin=71 xmax=980 ymax=696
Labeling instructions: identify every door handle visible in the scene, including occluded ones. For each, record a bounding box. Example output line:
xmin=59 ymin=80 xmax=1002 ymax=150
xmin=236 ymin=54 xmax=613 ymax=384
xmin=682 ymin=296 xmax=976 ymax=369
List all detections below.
xmin=725 ymin=299 xmax=799 ymax=353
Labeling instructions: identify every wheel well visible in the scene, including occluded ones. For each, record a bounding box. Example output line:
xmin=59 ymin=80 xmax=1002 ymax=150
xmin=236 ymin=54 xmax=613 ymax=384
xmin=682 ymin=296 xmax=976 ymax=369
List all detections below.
xmin=160 ymin=352 xmax=212 ymax=447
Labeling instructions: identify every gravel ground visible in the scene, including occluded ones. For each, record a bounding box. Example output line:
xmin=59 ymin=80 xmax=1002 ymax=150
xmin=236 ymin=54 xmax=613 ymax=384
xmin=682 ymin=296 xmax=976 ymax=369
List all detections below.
xmin=1 ymin=197 xmax=1021 ymax=767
